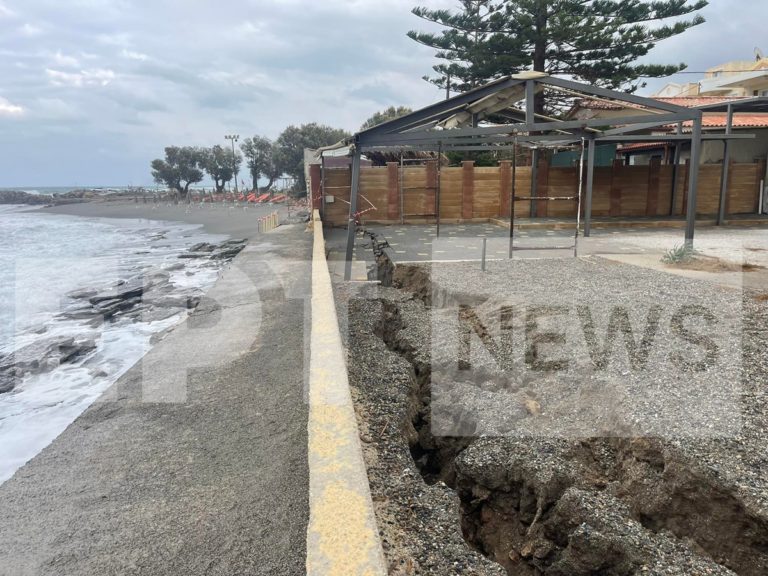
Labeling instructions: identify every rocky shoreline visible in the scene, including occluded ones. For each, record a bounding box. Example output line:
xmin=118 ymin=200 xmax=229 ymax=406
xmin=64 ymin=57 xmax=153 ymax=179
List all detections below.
xmin=0 ymin=238 xmax=246 ymax=396
xmin=0 ymin=190 xmax=98 ymax=205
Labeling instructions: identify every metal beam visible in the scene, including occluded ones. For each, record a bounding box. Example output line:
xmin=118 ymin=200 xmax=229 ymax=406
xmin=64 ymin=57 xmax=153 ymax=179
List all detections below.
xmin=358 ymin=77 xmax=525 ymax=137
xmin=600 ymin=120 xmax=684 ymax=137
xmin=598 ymin=134 xmax=754 ymax=142
xmin=584 ymin=139 xmax=596 ymax=237
xmin=717 ymin=140 xmax=731 ymax=225
xmin=685 ymin=115 xmax=703 ymax=246
xmin=359 ymin=112 xmax=689 ymax=146
xmin=343 ymin=149 xmax=361 ymax=281
xmin=525 ymin=80 xmax=536 ymax=126
xmin=541 ymin=75 xmax=696 ymax=115
xmin=530 ymin=148 xmax=539 ymax=217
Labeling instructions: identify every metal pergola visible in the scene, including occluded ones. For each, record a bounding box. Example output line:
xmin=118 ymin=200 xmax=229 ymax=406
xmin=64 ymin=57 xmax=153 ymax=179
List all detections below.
xmin=337 ymin=72 xmax=754 ymax=280
xmin=695 ymin=97 xmax=768 ymax=225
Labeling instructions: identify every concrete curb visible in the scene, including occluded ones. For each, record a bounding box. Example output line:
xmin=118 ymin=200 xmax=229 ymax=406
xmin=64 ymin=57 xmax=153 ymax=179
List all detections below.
xmin=306 ymin=211 xmax=387 ymax=576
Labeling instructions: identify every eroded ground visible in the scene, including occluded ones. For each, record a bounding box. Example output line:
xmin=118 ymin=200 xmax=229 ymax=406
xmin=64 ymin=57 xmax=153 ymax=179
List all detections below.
xmin=338 ymin=253 xmax=768 ymax=575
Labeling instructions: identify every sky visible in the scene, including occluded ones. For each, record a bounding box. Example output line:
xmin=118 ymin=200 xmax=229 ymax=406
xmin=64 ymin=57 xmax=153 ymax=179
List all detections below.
xmin=0 ymin=0 xmax=766 ymax=187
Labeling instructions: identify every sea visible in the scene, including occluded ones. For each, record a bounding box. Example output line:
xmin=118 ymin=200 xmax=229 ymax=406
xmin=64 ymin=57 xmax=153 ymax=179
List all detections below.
xmin=0 ymin=205 xmax=229 ymax=485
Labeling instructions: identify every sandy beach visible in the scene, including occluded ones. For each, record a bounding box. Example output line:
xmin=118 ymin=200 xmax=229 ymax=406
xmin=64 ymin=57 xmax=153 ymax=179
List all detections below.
xmin=41 ymin=199 xmax=293 ymax=238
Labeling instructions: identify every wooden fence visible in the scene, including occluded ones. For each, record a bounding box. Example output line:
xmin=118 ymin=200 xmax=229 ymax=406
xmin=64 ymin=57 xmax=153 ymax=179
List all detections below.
xmin=309 ymin=159 xmax=765 ymax=227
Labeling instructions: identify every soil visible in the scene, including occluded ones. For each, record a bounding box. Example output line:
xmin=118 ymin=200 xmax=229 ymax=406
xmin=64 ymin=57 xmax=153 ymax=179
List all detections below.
xmin=666 ymin=255 xmax=765 ymax=273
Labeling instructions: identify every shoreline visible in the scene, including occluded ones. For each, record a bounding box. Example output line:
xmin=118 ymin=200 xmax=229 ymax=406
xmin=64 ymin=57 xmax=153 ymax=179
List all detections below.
xmin=39 ymin=198 xmax=289 ymax=238
xmin=0 ymin=212 xmax=246 ymax=484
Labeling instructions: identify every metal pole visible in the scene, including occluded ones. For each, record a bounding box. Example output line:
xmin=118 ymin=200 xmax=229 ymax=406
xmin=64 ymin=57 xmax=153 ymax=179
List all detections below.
xmin=481 ymin=237 xmax=487 ymax=271
xmin=508 ymin=137 xmax=518 ymax=258
xmin=575 ymin=138 xmax=586 ymax=257
xmin=717 ymin=104 xmax=734 ymax=226
xmin=584 ymin=138 xmax=596 ymax=237
xmin=436 ymin=142 xmax=442 ymax=237
xmin=344 ymin=148 xmax=362 ymax=281
xmin=717 ymin=140 xmax=731 ymax=226
xmin=399 ymin=154 xmax=404 ymax=225
xmin=670 ymin=144 xmax=682 ymax=215
xmin=685 ymin=115 xmax=703 ymax=246
xmin=225 ymin=134 xmax=240 ymax=197
xmin=530 ymin=148 xmax=539 ymax=218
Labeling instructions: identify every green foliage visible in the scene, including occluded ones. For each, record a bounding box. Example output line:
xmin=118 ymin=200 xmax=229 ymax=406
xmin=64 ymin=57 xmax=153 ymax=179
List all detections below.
xmin=360 ymin=106 xmax=414 ymax=131
xmin=662 ymin=243 xmax=696 ymax=264
xmin=409 ymin=0 xmax=708 ymax=107
xmin=150 ymin=146 xmax=205 ymax=195
xmin=274 ymin=123 xmax=351 ymax=190
xmin=408 ymin=1 xmax=517 ymax=93
xmin=445 ymin=150 xmax=508 ymax=166
xmin=201 ymin=145 xmax=242 ymax=193
xmin=240 ymin=136 xmax=279 ymax=192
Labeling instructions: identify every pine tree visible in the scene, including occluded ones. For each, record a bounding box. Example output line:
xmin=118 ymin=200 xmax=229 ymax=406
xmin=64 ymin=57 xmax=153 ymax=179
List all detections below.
xmin=407 ymin=1 xmax=520 ymax=94
xmin=409 ymin=0 xmax=708 ymax=111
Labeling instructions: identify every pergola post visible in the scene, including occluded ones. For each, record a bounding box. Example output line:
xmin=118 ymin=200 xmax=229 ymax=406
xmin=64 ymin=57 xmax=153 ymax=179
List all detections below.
xmin=717 ymin=104 xmax=734 ymax=226
xmin=685 ymin=115 xmax=703 ymax=246
xmin=584 ymin=138 xmax=596 ymax=237
xmin=670 ymin=144 xmax=682 ymax=215
xmin=343 ymin=149 xmax=362 ymax=281
xmin=530 ymin=148 xmax=539 ymax=217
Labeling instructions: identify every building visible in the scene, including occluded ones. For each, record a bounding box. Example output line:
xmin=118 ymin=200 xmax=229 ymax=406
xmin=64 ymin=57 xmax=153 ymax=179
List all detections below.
xmin=654 ymin=53 xmax=768 ymax=98
xmin=568 ymin=96 xmax=768 ymax=165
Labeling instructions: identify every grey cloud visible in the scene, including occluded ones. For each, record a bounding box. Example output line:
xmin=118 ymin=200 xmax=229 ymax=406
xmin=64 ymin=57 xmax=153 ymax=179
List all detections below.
xmin=2 ymin=0 xmax=765 ymax=186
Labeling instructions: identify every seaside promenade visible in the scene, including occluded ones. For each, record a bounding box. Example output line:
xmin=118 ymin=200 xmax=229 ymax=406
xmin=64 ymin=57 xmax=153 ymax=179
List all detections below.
xmin=0 ymin=220 xmax=313 ymax=575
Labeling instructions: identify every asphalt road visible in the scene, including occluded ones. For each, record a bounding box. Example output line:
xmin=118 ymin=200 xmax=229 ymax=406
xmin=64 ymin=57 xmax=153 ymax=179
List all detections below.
xmin=0 ymin=225 xmax=312 ymax=576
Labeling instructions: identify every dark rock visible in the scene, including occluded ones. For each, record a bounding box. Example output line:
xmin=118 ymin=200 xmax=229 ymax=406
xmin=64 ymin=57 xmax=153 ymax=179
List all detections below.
xmin=66 ymin=288 xmax=98 ymax=300
xmin=177 ymin=253 xmax=207 ymax=259
xmin=0 ymin=336 xmax=96 ymax=383
xmin=0 ymin=372 xmax=17 ymax=394
xmin=210 ymin=245 xmax=244 ymax=260
xmin=96 ymin=296 xmax=143 ymax=319
xmin=189 ymin=242 xmax=216 ymax=252
xmin=58 ymin=304 xmax=101 ymax=320
xmin=89 ymin=278 xmax=146 ymax=304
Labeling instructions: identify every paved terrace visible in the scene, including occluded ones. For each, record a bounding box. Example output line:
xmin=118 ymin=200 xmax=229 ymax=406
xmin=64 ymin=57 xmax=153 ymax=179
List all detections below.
xmin=326 ymin=221 xmax=768 ymax=291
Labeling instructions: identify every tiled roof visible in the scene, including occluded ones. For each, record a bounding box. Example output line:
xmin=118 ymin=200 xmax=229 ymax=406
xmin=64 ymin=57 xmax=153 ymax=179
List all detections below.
xmin=618 ymin=142 xmax=667 ymax=152
xmin=667 ymin=114 xmax=768 ymax=131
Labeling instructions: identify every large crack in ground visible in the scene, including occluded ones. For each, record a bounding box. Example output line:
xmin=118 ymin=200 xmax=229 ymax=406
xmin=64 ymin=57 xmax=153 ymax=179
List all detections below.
xmin=364 ymin=257 xmax=768 ymax=575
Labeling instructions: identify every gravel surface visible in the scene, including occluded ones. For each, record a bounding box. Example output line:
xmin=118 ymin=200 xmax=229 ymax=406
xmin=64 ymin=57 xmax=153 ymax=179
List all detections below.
xmin=336 ymin=282 xmax=506 ymax=576
xmin=339 ymin=253 xmax=768 ymax=574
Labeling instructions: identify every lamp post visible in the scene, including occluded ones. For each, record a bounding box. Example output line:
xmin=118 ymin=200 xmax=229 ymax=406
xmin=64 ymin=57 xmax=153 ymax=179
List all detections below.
xmin=224 ymin=134 xmax=239 ymax=196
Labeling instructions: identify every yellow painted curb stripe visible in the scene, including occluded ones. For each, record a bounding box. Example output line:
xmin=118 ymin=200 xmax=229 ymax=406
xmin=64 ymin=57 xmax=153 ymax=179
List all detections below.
xmin=306 ymin=210 xmax=387 ymax=576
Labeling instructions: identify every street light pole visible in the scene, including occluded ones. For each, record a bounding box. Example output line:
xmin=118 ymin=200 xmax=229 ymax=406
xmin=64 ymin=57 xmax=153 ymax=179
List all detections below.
xmin=224 ymin=134 xmax=240 ymax=196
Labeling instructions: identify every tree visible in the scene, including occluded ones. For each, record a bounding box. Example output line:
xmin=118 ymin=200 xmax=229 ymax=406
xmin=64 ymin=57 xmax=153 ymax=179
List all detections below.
xmin=150 ymin=146 xmax=205 ymax=196
xmin=240 ymin=136 xmax=279 ymax=192
xmin=273 ymin=123 xmax=351 ymax=190
xmin=409 ymin=0 xmax=708 ymax=113
xmin=360 ymin=106 xmax=414 ymax=131
xmin=408 ymin=1 xmax=514 ymax=94
xmin=201 ymin=145 xmax=242 ymax=193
